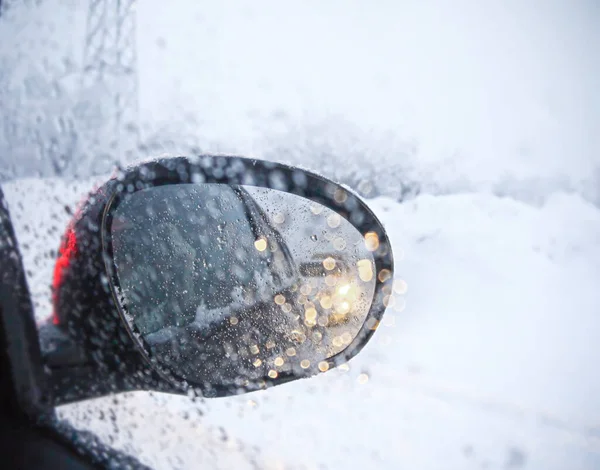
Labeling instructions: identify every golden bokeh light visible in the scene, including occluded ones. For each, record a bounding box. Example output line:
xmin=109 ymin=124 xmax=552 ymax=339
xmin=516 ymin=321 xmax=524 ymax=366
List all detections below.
xmin=318 ymin=361 xmax=330 ymax=372
xmin=268 ymin=370 xmax=278 ymax=379
xmin=274 ymin=294 xmax=286 ymax=305
xmin=285 ymin=347 xmax=296 ymax=357
xmin=253 ymin=358 xmax=262 ymax=367
xmin=323 ymin=257 xmax=336 ymax=271
xmin=305 ymin=307 xmax=317 ymax=321
xmin=250 ymin=344 xmax=260 ymax=355
xmin=300 ymin=359 xmax=311 ymax=369
xmin=364 ymin=232 xmax=379 ymax=251
xmin=337 ymin=283 xmax=351 ymax=296
xmin=254 ymin=237 xmax=268 ymax=252
xmin=229 ymin=316 xmax=239 ymax=325
xmin=378 ymin=269 xmax=392 ymax=282
xmin=357 ymin=259 xmax=374 ymax=282
xmin=319 ymin=295 xmax=333 ymax=309
xmin=335 ymin=301 xmax=351 ymax=315
xmin=281 ymin=303 xmax=292 ymax=313
xmin=274 ymin=357 xmax=284 ymax=367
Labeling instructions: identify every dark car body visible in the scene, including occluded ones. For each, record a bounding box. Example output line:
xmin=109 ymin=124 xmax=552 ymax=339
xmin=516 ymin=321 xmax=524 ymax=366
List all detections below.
xmin=50 ymin=170 xmax=305 ymax=392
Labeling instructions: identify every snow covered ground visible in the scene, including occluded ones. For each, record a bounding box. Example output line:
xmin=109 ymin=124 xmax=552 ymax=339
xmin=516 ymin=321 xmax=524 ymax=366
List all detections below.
xmin=2 ymin=0 xmax=600 ymax=468
xmin=4 ymin=178 xmax=600 ymax=469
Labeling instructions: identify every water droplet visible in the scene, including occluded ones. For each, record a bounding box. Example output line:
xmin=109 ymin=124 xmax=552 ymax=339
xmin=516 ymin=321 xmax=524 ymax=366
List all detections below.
xmin=310 ymin=234 xmax=318 ymax=242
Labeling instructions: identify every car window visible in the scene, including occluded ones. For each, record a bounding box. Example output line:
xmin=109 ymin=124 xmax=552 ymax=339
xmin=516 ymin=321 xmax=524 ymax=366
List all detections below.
xmin=2 ymin=2 xmax=600 ymax=470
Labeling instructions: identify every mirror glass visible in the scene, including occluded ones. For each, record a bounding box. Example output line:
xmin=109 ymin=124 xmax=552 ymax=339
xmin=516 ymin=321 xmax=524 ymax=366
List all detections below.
xmin=110 ymin=183 xmax=377 ymax=388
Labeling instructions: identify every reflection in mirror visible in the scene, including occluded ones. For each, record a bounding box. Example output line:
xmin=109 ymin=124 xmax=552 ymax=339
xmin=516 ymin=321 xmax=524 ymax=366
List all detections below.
xmin=110 ymin=184 xmax=376 ymax=388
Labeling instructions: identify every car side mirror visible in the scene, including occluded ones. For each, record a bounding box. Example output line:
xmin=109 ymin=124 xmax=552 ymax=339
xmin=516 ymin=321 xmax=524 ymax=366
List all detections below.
xmin=47 ymin=155 xmax=393 ymax=403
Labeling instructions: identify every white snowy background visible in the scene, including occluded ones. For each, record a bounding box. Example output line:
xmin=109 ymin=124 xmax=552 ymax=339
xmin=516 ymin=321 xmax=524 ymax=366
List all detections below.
xmin=2 ymin=1 xmax=600 ymax=469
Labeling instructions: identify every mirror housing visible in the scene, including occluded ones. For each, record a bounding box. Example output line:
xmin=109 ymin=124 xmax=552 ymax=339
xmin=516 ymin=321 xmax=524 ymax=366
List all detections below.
xmin=49 ymin=155 xmax=394 ymax=403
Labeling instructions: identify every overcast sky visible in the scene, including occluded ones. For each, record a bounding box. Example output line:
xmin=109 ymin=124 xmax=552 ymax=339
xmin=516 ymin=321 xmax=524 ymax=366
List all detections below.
xmin=1 ymin=1 xmax=599 ymax=198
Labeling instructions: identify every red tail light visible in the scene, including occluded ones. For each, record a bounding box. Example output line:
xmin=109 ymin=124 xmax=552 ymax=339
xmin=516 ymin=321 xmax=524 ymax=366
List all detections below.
xmin=51 ymin=224 xmax=78 ymax=325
